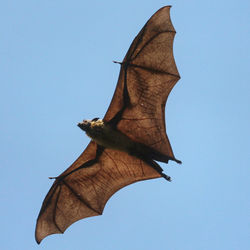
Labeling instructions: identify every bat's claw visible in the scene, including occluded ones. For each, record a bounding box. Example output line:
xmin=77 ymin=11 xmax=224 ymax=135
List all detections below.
xmin=113 ymin=60 xmax=122 ymax=64
xmin=175 ymin=159 xmax=182 ymax=164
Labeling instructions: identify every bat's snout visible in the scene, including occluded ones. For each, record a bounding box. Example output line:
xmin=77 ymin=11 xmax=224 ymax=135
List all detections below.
xmin=77 ymin=120 xmax=90 ymax=131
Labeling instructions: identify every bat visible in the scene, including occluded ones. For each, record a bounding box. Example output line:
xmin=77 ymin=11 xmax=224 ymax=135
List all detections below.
xmin=35 ymin=5 xmax=181 ymax=244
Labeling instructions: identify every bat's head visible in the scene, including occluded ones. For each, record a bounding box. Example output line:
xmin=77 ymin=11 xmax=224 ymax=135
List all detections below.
xmin=78 ymin=118 xmax=104 ymax=132
xmin=78 ymin=120 xmax=91 ymax=132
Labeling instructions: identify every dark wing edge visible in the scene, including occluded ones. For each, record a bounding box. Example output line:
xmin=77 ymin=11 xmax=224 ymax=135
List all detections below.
xmin=35 ymin=142 xmax=161 ymax=244
xmin=103 ymin=6 xmax=180 ymax=160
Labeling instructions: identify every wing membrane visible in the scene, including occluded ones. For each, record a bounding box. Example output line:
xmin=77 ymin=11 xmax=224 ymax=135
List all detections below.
xmin=35 ymin=141 xmax=160 ymax=243
xmin=104 ymin=6 xmax=180 ymax=158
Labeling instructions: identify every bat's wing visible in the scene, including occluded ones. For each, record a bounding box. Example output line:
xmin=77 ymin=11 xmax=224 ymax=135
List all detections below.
xmin=104 ymin=6 xmax=180 ymax=160
xmin=35 ymin=141 xmax=160 ymax=243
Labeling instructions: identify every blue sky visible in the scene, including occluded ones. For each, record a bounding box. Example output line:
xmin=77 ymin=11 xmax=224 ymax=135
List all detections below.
xmin=1 ymin=1 xmax=249 ymax=250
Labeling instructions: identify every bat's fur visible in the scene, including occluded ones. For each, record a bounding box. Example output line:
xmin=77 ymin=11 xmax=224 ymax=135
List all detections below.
xmin=78 ymin=119 xmax=136 ymax=153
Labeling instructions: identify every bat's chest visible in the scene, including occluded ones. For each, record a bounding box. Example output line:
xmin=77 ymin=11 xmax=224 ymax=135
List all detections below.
xmin=86 ymin=125 xmax=134 ymax=153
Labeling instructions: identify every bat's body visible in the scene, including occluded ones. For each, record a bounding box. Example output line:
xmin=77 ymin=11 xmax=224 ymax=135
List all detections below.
xmin=36 ymin=6 xmax=181 ymax=244
xmin=78 ymin=119 xmax=181 ymax=167
xmin=78 ymin=119 xmax=135 ymax=153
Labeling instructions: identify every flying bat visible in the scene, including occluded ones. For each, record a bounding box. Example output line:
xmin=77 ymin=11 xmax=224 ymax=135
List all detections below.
xmin=35 ymin=5 xmax=181 ymax=244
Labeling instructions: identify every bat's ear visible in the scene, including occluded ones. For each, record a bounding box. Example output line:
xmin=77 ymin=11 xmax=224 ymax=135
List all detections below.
xmin=91 ymin=117 xmax=99 ymax=122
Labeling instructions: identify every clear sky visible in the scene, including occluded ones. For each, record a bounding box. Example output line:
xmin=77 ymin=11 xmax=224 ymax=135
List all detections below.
xmin=1 ymin=1 xmax=249 ymax=250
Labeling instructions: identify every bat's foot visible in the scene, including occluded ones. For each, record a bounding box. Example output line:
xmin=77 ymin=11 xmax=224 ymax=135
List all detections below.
xmin=162 ymin=173 xmax=171 ymax=182
xmin=142 ymin=157 xmax=172 ymax=182
xmin=175 ymin=159 xmax=182 ymax=164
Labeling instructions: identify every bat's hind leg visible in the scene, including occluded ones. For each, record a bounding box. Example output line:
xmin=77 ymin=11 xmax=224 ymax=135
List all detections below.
xmin=149 ymin=148 xmax=182 ymax=165
xmin=144 ymin=158 xmax=171 ymax=182
xmin=129 ymin=147 xmax=172 ymax=181
xmin=161 ymin=173 xmax=171 ymax=182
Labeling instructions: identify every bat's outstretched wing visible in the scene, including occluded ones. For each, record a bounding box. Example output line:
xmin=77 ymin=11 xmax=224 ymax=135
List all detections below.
xmin=36 ymin=6 xmax=180 ymax=244
xmin=35 ymin=142 xmax=160 ymax=243
xmin=104 ymin=6 xmax=180 ymax=160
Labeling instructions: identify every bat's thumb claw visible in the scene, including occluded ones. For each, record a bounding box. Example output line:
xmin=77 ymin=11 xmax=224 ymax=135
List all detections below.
xmin=48 ymin=176 xmax=57 ymax=180
xmin=113 ymin=60 xmax=122 ymax=64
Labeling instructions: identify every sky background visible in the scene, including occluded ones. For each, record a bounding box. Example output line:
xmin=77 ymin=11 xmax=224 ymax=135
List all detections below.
xmin=1 ymin=1 xmax=249 ymax=250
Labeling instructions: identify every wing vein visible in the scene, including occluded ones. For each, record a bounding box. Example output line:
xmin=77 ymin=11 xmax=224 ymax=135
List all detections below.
xmin=62 ymin=180 xmax=101 ymax=215
xmin=52 ymin=184 xmax=63 ymax=233
xmin=128 ymin=62 xmax=180 ymax=78
xmin=103 ymin=151 xmax=124 ymax=178
xmin=131 ymin=30 xmax=175 ymax=62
